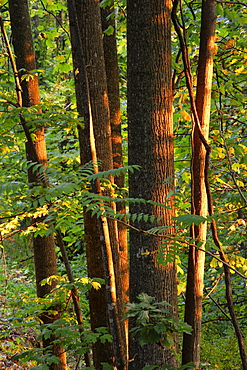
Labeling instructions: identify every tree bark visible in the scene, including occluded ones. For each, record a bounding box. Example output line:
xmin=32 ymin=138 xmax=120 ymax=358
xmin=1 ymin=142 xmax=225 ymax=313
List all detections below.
xmin=8 ymin=1 xmax=66 ymax=368
xmin=101 ymin=1 xmax=129 ymax=344
xmin=67 ymin=0 xmax=127 ymax=368
xmin=127 ymin=0 xmax=177 ymax=368
xmin=182 ymin=0 xmax=216 ymax=366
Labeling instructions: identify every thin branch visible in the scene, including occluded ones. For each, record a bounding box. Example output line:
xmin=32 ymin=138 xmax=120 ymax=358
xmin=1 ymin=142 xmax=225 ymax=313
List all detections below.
xmin=39 ymin=0 xmax=70 ymax=39
xmin=0 ymin=99 xmax=19 ymax=107
xmin=200 ymin=248 xmax=247 ymax=280
xmin=204 ymin=273 xmax=224 ymax=300
xmin=20 ymin=255 xmax=34 ymax=262
xmin=56 ymin=230 xmax=91 ymax=367
xmin=215 ymin=0 xmax=247 ymax=5
xmin=172 ymin=1 xmax=247 ymax=365
xmin=206 ymin=293 xmax=232 ymax=322
xmin=205 ymin=76 xmax=247 ymax=370
xmin=0 ymin=15 xmax=22 ymax=106
xmin=108 ymin=216 xmax=247 ymax=280
xmin=1 ymin=219 xmax=43 ymax=241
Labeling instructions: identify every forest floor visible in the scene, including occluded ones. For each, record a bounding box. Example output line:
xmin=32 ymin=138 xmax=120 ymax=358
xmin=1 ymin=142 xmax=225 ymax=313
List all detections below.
xmin=0 ymin=318 xmax=37 ymax=369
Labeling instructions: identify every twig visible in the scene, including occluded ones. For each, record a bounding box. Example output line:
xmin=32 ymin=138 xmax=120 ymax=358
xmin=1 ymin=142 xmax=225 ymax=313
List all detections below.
xmin=215 ymin=0 xmax=247 ymax=5
xmin=0 ymin=99 xmax=19 ymax=107
xmin=0 ymin=15 xmax=22 ymax=106
xmin=20 ymin=255 xmax=34 ymax=262
xmin=204 ymin=273 xmax=224 ymax=300
xmin=108 ymin=216 xmax=247 ymax=280
xmin=56 ymin=230 xmax=91 ymax=367
xmin=206 ymin=293 xmax=232 ymax=322
xmin=39 ymin=0 xmax=70 ymax=39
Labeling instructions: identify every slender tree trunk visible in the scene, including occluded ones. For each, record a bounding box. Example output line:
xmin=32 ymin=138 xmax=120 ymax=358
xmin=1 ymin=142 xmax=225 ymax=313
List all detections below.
xmin=127 ymin=0 xmax=177 ymax=368
xmin=8 ymin=1 xmax=66 ymax=368
xmin=67 ymin=1 xmax=127 ymax=368
xmin=182 ymin=0 xmax=216 ymax=366
xmin=101 ymin=2 xmax=129 ymax=345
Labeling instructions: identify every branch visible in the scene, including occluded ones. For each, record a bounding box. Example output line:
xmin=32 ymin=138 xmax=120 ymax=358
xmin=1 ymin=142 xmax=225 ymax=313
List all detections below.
xmin=0 ymin=99 xmax=19 ymax=107
xmin=108 ymin=216 xmax=247 ymax=280
xmin=206 ymin=293 xmax=232 ymax=322
xmin=55 ymin=230 xmax=91 ymax=367
xmin=204 ymin=92 xmax=247 ymax=370
xmin=39 ymin=0 xmax=70 ymax=39
xmin=0 ymin=15 xmax=22 ymax=106
xmin=215 ymin=0 xmax=247 ymax=5
xmin=198 ymin=248 xmax=247 ymax=280
xmin=172 ymin=2 xmax=247 ymax=365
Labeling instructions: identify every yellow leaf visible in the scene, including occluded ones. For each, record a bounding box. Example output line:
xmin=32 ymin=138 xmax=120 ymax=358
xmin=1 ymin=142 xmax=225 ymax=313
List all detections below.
xmin=222 ymin=69 xmax=230 ymax=75
xmin=181 ymin=110 xmax=191 ymax=122
xmin=217 ymin=148 xmax=225 ymax=159
xmin=235 ymin=66 xmax=245 ymax=75
xmin=237 ymin=219 xmax=246 ymax=227
xmin=92 ymin=281 xmax=101 ymax=290
xmin=177 ymin=264 xmax=184 ymax=275
xmin=236 ymin=180 xmax=244 ymax=187
xmin=224 ymin=39 xmax=235 ymax=49
xmin=210 ymin=258 xmax=218 ymax=268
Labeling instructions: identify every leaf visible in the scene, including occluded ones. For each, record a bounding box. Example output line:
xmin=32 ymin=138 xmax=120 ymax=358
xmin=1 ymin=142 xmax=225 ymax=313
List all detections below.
xmin=99 ymin=333 xmax=113 ymax=344
xmin=181 ymin=110 xmax=191 ymax=122
xmin=224 ymin=39 xmax=235 ymax=49
xmin=100 ymin=0 xmax=113 ymax=8
xmin=104 ymin=25 xmax=114 ymax=36
xmin=101 ymin=363 xmax=114 ymax=370
xmin=173 ymin=214 xmax=207 ymax=226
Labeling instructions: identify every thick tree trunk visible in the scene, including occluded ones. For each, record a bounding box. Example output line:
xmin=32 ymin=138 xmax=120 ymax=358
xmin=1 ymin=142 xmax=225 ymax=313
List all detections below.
xmin=182 ymin=0 xmax=216 ymax=366
xmin=8 ymin=1 xmax=66 ymax=368
xmin=127 ymin=0 xmax=177 ymax=368
xmin=67 ymin=1 xmax=127 ymax=368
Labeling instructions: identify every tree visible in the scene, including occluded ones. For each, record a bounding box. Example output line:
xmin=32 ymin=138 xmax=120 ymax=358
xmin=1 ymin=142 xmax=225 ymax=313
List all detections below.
xmin=127 ymin=0 xmax=177 ymax=367
xmin=7 ymin=0 xmax=66 ymax=368
xmin=171 ymin=0 xmax=216 ymax=365
xmin=1 ymin=0 xmax=247 ymax=368
xmin=101 ymin=0 xmax=129 ymax=329
xmin=67 ymin=0 xmax=127 ymax=368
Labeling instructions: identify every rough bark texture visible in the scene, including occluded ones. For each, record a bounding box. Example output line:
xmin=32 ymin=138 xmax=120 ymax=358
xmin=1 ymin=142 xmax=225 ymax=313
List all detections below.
xmin=8 ymin=1 xmax=66 ymax=368
xmin=127 ymin=0 xmax=177 ymax=368
xmin=68 ymin=0 xmax=127 ymax=368
xmin=101 ymin=2 xmax=129 ymax=341
xmin=182 ymin=0 xmax=216 ymax=366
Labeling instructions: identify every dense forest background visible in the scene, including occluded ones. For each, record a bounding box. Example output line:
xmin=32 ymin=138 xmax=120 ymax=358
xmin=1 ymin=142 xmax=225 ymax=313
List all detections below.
xmin=0 ymin=0 xmax=247 ymax=369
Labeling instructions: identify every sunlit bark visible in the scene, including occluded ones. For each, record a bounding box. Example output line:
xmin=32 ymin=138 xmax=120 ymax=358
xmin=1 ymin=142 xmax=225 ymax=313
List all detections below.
xmin=67 ymin=0 xmax=127 ymax=368
xmin=182 ymin=0 xmax=216 ymax=366
xmin=127 ymin=0 xmax=177 ymax=367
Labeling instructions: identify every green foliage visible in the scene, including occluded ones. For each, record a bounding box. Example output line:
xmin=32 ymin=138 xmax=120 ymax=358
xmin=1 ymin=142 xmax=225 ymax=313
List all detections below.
xmin=173 ymin=214 xmax=207 ymax=227
xmin=0 ymin=0 xmax=247 ymax=368
xmin=142 ymin=364 xmax=195 ymax=370
xmin=126 ymin=293 xmax=192 ymax=352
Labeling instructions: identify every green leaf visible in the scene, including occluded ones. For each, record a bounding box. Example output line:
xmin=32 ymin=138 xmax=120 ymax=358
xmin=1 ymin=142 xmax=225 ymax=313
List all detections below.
xmin=173 ymin=214 xmax=207 ymax=226
xmin=103 ymin=25 xmax=114 ymax=36
xmin=101 ymin=363 xmax=114 ymax=370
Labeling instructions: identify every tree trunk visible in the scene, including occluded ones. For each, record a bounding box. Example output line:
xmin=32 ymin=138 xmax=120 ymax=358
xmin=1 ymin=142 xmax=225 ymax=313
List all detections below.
xmin=127 ymin=0 xmax=177 ymax=368
xmin=101 ymin=1 xmax=129 ymax=344
xmin=8 ymin=1 xmax=66 ymax=368
xmin=182 ymin=0 xmax=216 ymax=366
xmin=67 ymin=0 xmax=127 ymax=368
